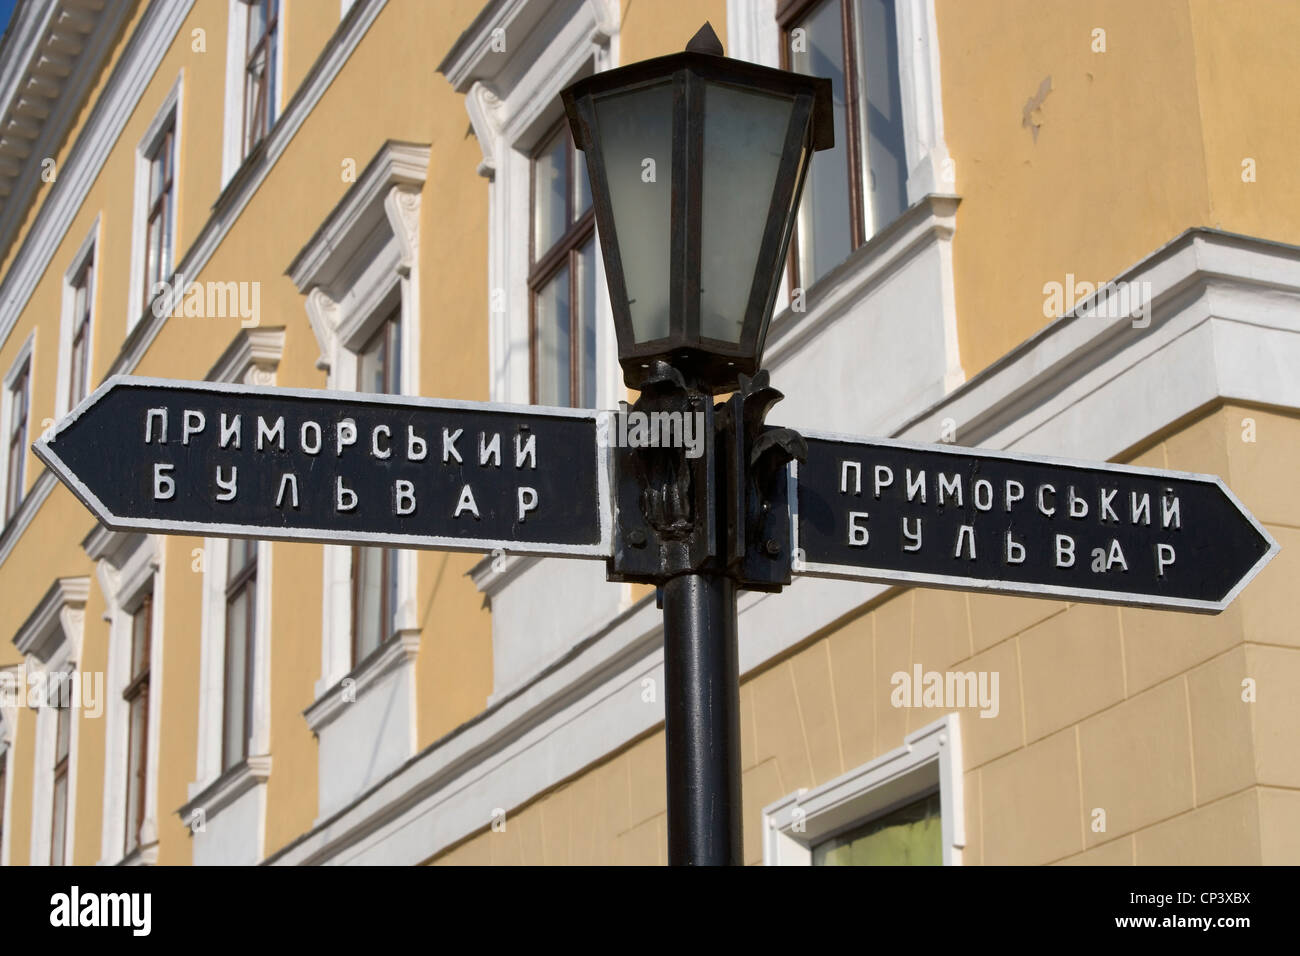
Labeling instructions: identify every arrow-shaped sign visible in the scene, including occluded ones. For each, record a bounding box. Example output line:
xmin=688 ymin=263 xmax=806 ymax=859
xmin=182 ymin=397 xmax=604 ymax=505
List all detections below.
xmin=34 ymin=376 xmax=611 ymax=559
xmin=792 ymin=432 xmax=1278 ymax=613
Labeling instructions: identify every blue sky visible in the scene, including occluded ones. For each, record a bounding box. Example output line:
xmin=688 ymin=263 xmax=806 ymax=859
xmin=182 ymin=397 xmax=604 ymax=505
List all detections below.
xmin=0 ymin=0 xmax=17 ymax=44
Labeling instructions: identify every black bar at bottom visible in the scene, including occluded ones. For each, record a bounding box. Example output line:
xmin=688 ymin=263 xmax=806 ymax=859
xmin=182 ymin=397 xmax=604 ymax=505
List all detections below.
xmin=661 ymin=571 xmax=742 ymax=866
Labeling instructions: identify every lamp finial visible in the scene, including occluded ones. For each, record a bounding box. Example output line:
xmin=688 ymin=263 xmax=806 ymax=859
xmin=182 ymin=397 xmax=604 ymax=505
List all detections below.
xmin=686 ymin=22 xmax=724 ymax=56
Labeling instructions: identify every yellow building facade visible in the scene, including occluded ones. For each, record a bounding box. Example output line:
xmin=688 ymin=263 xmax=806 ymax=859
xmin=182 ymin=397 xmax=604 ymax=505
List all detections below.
xmin=0 ymin=0 xmax=1295 ymax=867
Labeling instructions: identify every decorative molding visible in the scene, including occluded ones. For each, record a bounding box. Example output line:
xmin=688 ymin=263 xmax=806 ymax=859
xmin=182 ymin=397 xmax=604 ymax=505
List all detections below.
xmin=13 ymin=576 xmax=89 ymax=661
xmin=762 ymin=714 xmax=964 ymax=865
xmin=205 ymin=326 xmax=286 ymax=385
xmin=0 ymin=0 xmax=134 ymax=267
xmin=0 ymin=469 xmax=55 ymax=570
xmin=0 ymin=0 xmax=193 ymax=354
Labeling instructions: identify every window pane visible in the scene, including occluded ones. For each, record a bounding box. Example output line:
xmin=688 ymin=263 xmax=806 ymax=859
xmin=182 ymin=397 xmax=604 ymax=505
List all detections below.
xmin=125 ymin=694 xmax=147 ymax=852
xmin=577 ymin=238 xmax=598 ymax=408
xmin=534 ymin=265 xmax=571 ymax=406
xmin=533 ymin=128 xmax=569 ymax=257
xmin=812 ymin=791 xmax=942 ymax=865
xmin=247 ymin=0 xmax=267 ymax=50
xmin=856 ymin=0 xmax=908 ymax=232
xmin=353 ymin=546 xmax=386 ymax=662
xmin=131 ymin=597 xmax=152 ymax=677
xmin=50 ymin=774 xmax=67 ymax=865
xmin=791 ymin=0 xmax=853 ymax=285
xmin=223 ymin=589 xmax=249 ymax=768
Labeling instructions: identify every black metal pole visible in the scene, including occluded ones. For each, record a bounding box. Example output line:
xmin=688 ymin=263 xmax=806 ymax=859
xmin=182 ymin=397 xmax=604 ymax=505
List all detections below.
xmin=661 ymin=570 xmax=742 ymax=865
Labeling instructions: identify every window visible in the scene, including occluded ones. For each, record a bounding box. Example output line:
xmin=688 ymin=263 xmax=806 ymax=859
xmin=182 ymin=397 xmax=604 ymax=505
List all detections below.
xmin=50 ymin=702 xmax=71 ymax=866
xmin=781 ymin=0 xmax=907 ymax=287
xmin=530 ymin=123 xmax=597 ymax=408
xmin=142 ymin=119 xmax=176 ymax=312
xmin=812 ymin=790 xmax=941 ymax=865
xmin=241 ymin=0 xmax=280 ymax=158
xmin=5 ymin=357 xmax=30 ymax=522
xmin=123 ymin=591 xmax=152 ymax=855
xmin=223 ymin=538 xmax=257 ymax=770
xmin=352 ymin=313 xmax=401 ymax=667
xmin=67 ymin=253 xmax=94 ymax=410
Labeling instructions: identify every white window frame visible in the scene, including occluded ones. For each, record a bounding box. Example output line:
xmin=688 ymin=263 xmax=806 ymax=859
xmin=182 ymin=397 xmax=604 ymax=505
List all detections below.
xmin=84 ymin=528 xmax=165 ymax=866
xmin=13 ymin=577 xmax=89 ymax=867
xmin=56 ymin=216 xmax=100 ymax=419
xmin=763 ymin=713 xmax=965 ymax=865
xmin=0 ymin=706 xmax=14 ymax=867
xmin=221 ymin=0 xmax=287 ymax=185
xmin=179 ymin=328 xmax=283 ymax=864
xmin=127 ymin=71 xmax=183 ymax=332
xmin=1 ymin=331 xmax=36 ymax=528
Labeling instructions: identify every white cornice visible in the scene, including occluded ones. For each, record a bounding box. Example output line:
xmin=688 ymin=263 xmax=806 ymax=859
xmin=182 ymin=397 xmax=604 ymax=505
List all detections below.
xmin=13 ymin=575 xmax=89 ymax=661
xmin=0 ymin=0 xmax=183 ymax=352
xmin=286 ymin=141 xmax=429 ymax=292
xmin=80 ymin=523 xmax=147 ymax=569
xmin=205 ymin=326 xmax=287 ymax=385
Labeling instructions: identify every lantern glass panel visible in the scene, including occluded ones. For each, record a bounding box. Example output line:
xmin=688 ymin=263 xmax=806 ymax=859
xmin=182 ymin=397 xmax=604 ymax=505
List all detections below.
xmin=700 ymin=82 xmax=795 ymax=344
xmin=592 ymin=81 xmax=675 ymax=344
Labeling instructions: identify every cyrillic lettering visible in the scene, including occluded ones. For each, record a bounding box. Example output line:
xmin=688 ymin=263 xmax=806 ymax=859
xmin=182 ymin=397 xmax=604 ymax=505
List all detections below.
xmin=454 ymin=484 xmax=479 ymax=518
xmin=1130 ymin=491 xmax=1151 ymax=525
xmin=1156 ymin=543 xmax=1176 ymax=577
xmin=848 ymin=511 xmax=870 ymax=546
xmin=1068 ymin=486 xmax=1089 ymax=518
xmin=1055 ymin=533 xmax=1075 ymax=567
xmin=1099 ymin=488 xmax=1119 ymax=522
xmin=372 ymin=425 xmax=391 ymax=459
xmin=220 ymin=413 xmax=241 ymax=449
xmin=1005 ymin=532 xmax=1026 ymax=565
xmin=336 ymin=419 xmax=357 ymax=456
xmin=974 ymin=479 xmax=993 ymax=511
xmin=300 ymin=421 xmax=321 ymax=455
xmin=938 ymin=473 xmax=963 ymax=507
xmin=518 ymin=486 xmax=538 ymax=521
xmin=395 ymin=479 xmax=415 ymax=515
xmin=145 ymin=409 xmax=168 ymax=444
xmin=1105 ymin=539 xmax=1128 ymax=571
xmin=1005 ymin=479 xmax=1024 ymax=511
xmin=902 ymin=517 xmax=922 ymax=552
xmin=1037 ymin=484 xmax=1056 ymax=517
xmin=514 ymin=433 xmax=536 ymax=469
xmin=1162 ymin=494 xmax=1180 ymax=529
xmin=873 ymin=465 xmax=893 ymax=499
xmin=153 ymin=463 xmax=175 ymax=500
xmin=906 ymin=469 xmax=926 ymax=503
xmin=840 ymin=461 xmax=861 ymax=495
xmin=336 ymin=477 xmax=357 ymax=512
xmin=275 ymin=474 xmax=299 ymax=509
xmin=954 ymin=525 xmax=976 ymax=560
xmin=443 ymin=427 xmax=463 ymax=463
xmin=182 ymin=409 xmax=205 ymax=445
xmin=479 ymin=432 xmax=501 ymax=467
xmin=407 ymin=426 xmax=427 ymax=461
xmin=258 ymin=415 xmax=285 ymax=451
xmin=215 ymin=465 xmax=237 ymax=501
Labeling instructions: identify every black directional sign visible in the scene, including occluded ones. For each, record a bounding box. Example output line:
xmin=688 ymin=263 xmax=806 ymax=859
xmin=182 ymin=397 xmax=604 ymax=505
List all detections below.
xmin=793 ymin=432 xmax=1278 ymax=613
xmin=34 ymin=376 xmax=611 ymax=558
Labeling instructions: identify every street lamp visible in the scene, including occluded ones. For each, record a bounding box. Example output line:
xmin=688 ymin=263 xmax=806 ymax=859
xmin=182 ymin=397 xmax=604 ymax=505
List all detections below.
xmin=562 ymin=24 xmax=834 ymax=867
xmin=561 ymin=22 xmax=832 ymax=393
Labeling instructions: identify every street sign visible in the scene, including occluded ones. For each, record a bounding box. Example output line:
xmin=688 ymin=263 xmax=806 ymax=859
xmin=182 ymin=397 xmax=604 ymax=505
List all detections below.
xmin=34 ymin=376 xmax=611 ymax=559
xmin=792 ymin=432 xmax=1278 ymax=613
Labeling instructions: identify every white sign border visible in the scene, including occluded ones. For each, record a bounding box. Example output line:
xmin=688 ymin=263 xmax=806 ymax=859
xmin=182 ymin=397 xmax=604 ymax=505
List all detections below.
xmin=789 ymin=429 xmax=1280 ymax=615
xmin=33 ymin=374 xmax=614 ymax=561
